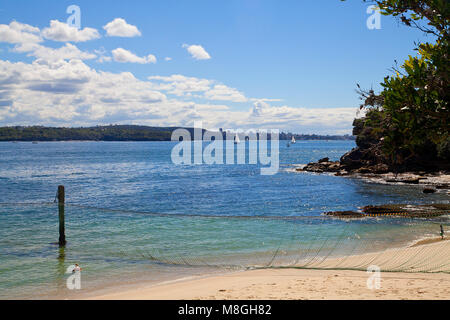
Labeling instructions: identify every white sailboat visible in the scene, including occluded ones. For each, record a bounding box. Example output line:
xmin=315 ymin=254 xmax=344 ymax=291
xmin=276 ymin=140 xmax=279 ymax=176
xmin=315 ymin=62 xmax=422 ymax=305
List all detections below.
xmin=291 ymin=136 xmax=296 ymax=144
xmin=234 ymin=133 xmax=241 ymax=144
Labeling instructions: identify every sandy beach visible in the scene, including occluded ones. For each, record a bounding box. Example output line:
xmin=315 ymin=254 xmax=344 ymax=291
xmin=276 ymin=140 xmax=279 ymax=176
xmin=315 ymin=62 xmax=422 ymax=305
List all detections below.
xmin=88 ymin=238 xmax=450 ymax=300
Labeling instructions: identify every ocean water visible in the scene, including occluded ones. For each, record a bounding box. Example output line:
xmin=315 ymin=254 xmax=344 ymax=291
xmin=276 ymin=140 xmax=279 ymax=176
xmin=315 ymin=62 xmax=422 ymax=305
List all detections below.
xmin=0 ymin=141 xmax=448 ymax=299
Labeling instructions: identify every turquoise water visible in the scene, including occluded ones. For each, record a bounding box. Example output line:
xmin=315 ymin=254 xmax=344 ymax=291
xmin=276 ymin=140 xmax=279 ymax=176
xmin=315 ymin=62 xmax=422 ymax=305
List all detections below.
xmin=0 ymin=141 xmax=448 ymax=299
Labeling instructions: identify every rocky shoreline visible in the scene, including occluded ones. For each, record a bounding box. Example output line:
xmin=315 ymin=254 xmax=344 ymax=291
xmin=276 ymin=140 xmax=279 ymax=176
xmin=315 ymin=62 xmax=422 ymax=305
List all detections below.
xmin=293 ymin=154 xmax=450 ymax=218
xmin=295 ymin=156 xmax=450 ymax=193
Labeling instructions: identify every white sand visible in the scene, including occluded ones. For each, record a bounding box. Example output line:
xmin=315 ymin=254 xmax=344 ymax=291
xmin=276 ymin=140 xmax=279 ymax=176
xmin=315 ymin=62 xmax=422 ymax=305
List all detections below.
xmin=87 ymin=239 xmax=450 ymax=300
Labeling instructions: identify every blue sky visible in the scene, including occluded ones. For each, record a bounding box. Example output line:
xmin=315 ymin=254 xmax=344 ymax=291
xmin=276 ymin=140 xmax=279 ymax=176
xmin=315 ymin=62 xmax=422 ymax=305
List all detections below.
xmin=0 ymin=0 xmax=432 ymax=134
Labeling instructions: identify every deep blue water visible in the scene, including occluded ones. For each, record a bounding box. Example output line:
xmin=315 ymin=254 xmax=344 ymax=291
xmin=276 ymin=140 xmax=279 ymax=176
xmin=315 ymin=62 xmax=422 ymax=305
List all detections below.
xmin=0 ymin=141 xmax=448 ymax=299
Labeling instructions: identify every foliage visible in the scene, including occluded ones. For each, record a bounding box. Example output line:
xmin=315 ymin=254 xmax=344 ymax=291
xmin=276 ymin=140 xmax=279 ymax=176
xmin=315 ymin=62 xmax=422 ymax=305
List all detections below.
xmin=0 ymin=125 xmax=355 ymax=142
xmin=0 ymin=125 xmax=174 ymax=141
xmin=348 ymin=0 xmax=449 ymax=167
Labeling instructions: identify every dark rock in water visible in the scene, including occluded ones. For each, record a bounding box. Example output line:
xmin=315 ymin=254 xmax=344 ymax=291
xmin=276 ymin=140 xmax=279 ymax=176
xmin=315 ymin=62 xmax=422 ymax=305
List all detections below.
xmin=423 ymin=188 xmax=436 ymax=194
xmin=325 ymin=211 xmax=364 ymax=218
xmin=362 ymin=204 xmax=449 ymax=217
xmin=385 ymin=178 xmax=420 ymax=184
xmin=324 ymin=204 xmax=450 ymax=219
xmin=431 ymin=204 xmax=450 ymax=210
xmin=303 ymin=153 xmax=391 ymax=175
xmin=303 ymin=161 xmax=341 ymax=173
xmin=363 ymin=205 xmax=399 ymax=214
xmin=436 ymin=184 xmax=450 ymax=190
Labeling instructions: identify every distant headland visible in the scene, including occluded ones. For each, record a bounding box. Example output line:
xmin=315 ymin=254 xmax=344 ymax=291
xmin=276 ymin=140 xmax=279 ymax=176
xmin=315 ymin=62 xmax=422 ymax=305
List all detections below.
xmin=0 ymin=125 xmax=355 ymax=142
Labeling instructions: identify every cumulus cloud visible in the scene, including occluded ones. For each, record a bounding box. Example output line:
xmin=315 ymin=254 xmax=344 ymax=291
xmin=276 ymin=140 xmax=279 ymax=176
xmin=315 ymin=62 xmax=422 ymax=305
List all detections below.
xmin=42 ymin=20 xmax=100 ymax=42
xmin=14 ymin=43 xmax=96 ymax=62
xmin=97 ymin=55 xmax=112 ymax=63
xmin=112 ymin=48 xmax=157 ymax=64
xmin=0 ymin=56 xmax=357 ymax=133
xmin=93 ymin=48 xmax=112 ymax=63
xmin=0 ymin=59 xmax=167 ymax=125
xmin=0 ymin=21 xmax=97 ymax=63
xmin=103 ymin=18 xmax=141 ymax=37
xmin=0 ymin=21 xmax=357 ymax=134
xmin=204 ymin=84 xmax=247 ymax=102
xmin=148 ymin=74 xmax=212 ymax=96
xmin=244 ymin=100 xmax=358 ymax=133
xmin=147 ymin=75 xmax=247 ymax=102
xmin=0 ymin=21 xmax=42 ymax=44
xmin=182 ymin=44 xmax=211 ymax=60
xmin=252 ymin=100 xmax=270 ymax=117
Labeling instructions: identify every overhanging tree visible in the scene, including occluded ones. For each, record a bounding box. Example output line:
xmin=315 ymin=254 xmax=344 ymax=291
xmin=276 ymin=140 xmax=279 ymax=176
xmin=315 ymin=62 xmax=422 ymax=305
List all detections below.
xmin=345 ymin=0 xmax=449 ymax=169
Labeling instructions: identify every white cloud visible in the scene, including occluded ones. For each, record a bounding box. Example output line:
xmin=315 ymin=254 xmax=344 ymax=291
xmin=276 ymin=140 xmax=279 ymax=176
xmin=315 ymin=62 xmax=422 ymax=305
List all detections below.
xmin=0 ymin=19 xmax=357 ymax=134
xmin=164 ymin=57 xmax=172 ymax=61
xmin=14 ymin=43 xmax=96 ymax=62
xmin=0 ymin=59 xmax=166 ymax=125
xmin=97 ymin=55 xmax=112 ymax=63
xmin=93 ymin=48 xmax=112 ymax=63
xmin=42 ymin=20 xmax=100 ymax=42
xmin=244 ymin=100 xmax=358 ymax=133
xmin=1 ymin=20 xmax=97 ymax=64
xmin=148 ymin=74 xmax=212 ymax=96
xmin=0 ymin=21 xmax=42 ymax=44
xmin=0 ymin=57 xmax=357 ymax=133
xmin=182 ymin=44 xmax=211 ymax=60
xmin=112 ymin=48 xmax=157 ymax=64
xmin=204 ymin=84 xmax=247 ymax=102
xmin=250 ymin=98 xmax=283 ymax=102
xmin=103 ymin=18 xmax=141 ymax=37
xmin=147 ymin=75 xmax=247 ymax=102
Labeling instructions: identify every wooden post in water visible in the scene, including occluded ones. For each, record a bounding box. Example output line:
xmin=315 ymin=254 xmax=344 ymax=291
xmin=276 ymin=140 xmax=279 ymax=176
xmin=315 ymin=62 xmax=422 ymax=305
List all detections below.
xmin=58 ymin=185 xmax=66 ymax=247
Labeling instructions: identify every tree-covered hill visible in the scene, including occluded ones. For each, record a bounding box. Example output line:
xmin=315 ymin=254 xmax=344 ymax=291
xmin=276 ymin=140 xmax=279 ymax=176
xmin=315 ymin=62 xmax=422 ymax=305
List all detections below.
xmin=0 ymin=125 xmax=175 ymax=141
xmin=0 ymin=125 xmax=354 ymax=142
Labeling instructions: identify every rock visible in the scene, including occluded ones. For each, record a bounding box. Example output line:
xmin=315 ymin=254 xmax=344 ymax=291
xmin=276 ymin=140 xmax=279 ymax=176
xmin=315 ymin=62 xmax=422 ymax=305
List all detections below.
xmin=303 ymin=163 xmax=324 ymax=173
xmin=328 ymin=162 xmax=341 ymax=172
xmin=303 ymin=161 xmax=341 ymax=173
xmin=423 ymin=188 xmax=436 ymax=194
xmin=340 ymin=148 xmax=363 ymax=170
xmin=386 ymin=178 xmax=420 ymax=184
xmin=318 ymin=157 xmax=329 ymax=163
xmin=363 ymin=205 xmax=399 ymax=214
xmin=371 ymin=163 xmax=389 ymax=174
xmin=403 ymin=178 xmax=421 ymax=184
xmin=325 ymin=211 xmax=364 ymax=218
xmin=354 ymin=167 xmax=372 ymax=174
xmin=361 ymin=204 xmax=449 ymax=217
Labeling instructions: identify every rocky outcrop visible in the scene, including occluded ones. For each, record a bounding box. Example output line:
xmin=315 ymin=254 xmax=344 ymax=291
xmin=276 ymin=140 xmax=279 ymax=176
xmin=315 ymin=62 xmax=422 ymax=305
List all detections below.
xmin=325 ymin=211 xmax=364 ymax=218
xmin=297 ymin=112 xmax=449 ymax=181
xmin=299 ymin=161 xmax=341 ymax=173
xmin=299 ymin=154 xmax=389 ymax=176
xmin=423 ymin=188 xmax=436 ymax=194
xmin=297 ymin=156 xmax=449 ymax=192
xmin=324 ymin=204 xmax=450 ymax=219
